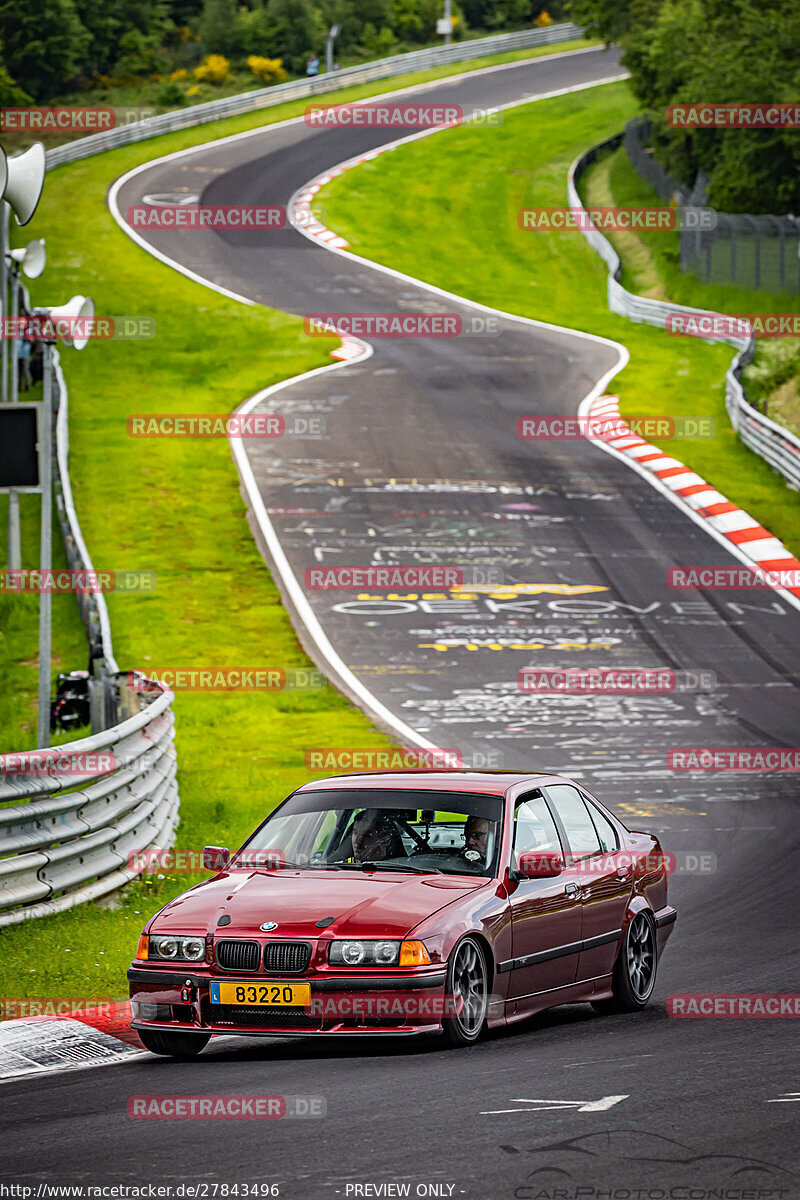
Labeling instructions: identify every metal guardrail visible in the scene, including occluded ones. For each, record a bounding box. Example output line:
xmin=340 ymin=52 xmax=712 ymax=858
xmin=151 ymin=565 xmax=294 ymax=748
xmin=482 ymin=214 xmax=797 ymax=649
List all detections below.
xmin=0 ymin=357 xmax=180 ymax=925
xmin=568 ymin=137 xmax=800 ymax=491
xmin=0 ymin=676 xmax=179 ymax=925
xmin=45 ymin=23 xmax=584 ymax=169
xmin=52 ymin=349 xmax=118 ymax=679
xmin=726 ymin=379 xmax=800 ymax=491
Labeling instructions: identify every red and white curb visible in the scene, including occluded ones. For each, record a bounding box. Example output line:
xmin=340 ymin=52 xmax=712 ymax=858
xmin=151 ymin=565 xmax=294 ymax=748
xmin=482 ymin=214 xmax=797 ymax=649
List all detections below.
xmin=291 ymin=170 xmax=356 ymax=250
xmin=329 ymin=336 xmax=366 ymax=361
xmin=0 ymin=1004 xmax=145 ymax=1080
xmin=587 ymin=394 xmax=800 ymax=600
xmin=290 ymin=149 xmax=397 ymax=362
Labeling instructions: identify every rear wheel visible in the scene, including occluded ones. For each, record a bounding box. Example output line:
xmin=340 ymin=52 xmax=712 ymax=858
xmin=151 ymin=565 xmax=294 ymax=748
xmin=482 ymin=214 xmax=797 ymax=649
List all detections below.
xmin=592 ymin=911 xmax=657 ymax=1014
xmin=442 ymin=936 xmax=488 ymax=1047
xmin=137 ymin=1029 xmax=211 ymax=1058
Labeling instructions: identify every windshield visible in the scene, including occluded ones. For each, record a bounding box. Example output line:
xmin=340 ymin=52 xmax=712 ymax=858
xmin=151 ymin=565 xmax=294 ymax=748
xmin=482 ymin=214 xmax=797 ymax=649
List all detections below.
xmin=234 ymin=788 xmax=504 ymax=877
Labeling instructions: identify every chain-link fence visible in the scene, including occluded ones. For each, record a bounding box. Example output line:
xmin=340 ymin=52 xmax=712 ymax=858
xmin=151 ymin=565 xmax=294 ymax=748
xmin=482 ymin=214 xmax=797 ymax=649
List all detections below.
xmin=625 ymin=117 xmax=800 ymax=295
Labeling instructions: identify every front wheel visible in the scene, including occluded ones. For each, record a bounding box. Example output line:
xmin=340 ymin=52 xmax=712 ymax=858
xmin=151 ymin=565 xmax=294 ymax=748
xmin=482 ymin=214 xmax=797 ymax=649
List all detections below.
xmin=592 ymin=911 xmax=657 ymax=1014
xmin=442 ymin=936 xmax=489 ymax=1047
xmin=137 ymin=1029 xmax=211 ymax=1058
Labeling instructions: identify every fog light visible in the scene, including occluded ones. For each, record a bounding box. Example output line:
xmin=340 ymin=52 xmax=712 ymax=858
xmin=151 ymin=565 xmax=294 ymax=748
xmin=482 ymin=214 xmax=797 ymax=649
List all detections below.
xmin=138 ymin=1002 xmax=171 ymax=1022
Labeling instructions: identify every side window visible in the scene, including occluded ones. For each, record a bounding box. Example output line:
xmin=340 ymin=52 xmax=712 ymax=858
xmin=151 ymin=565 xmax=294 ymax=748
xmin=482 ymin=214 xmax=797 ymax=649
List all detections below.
xmin=513 ymin=792 xmax=562 ymax=857
xmin=586 ymin=800 xmax=619 ymax=851
xmin=545 ymin=784 xmax=601 ymax=859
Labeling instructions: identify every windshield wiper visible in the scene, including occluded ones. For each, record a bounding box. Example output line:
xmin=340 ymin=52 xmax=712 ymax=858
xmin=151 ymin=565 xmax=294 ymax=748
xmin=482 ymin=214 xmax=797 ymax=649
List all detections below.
xmin=330 ymin=861 xmax=441 ymax=875
xmin=234 ymin=859 xmax=338 ymax=871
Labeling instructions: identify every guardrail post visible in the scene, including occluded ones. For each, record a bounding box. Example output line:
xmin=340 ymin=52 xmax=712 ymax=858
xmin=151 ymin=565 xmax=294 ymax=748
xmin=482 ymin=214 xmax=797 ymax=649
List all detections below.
xmin=37 ymin=344 xmax=53 ymax=749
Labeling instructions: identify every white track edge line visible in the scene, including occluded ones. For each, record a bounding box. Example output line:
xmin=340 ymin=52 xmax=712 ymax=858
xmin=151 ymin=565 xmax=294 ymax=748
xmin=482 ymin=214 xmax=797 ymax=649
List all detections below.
xmin=228 ymin=348 xmax=444 ymax=750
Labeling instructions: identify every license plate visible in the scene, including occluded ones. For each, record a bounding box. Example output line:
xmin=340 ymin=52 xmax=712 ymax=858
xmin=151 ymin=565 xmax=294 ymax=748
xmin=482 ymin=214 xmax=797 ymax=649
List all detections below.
xmin=210 ymin=980 xmax=311 ymax=1007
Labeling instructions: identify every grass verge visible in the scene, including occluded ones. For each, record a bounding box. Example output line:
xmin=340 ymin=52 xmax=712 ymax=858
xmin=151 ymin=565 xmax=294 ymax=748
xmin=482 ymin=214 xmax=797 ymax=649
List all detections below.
xmin=316 ymin=82 xmax=800 ymax=555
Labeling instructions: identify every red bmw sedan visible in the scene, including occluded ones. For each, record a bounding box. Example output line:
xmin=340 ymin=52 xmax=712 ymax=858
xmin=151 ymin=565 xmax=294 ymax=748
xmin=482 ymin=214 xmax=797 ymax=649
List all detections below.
xmin=128 ymin=770 xmax=677 ymax=1057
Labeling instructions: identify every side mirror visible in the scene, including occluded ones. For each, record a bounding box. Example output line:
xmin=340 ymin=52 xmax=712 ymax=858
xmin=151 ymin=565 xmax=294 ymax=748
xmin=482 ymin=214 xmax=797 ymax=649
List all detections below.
xmin=516 ymin=851 xmax=564 ymax=879
xmin=203 ymin=845 xmax=230 ymax=871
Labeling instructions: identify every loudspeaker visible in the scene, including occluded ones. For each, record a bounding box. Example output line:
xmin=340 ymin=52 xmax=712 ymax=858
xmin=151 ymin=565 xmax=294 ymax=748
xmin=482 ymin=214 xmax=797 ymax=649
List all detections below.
xmin=36 ymin=295 xmax=95 ymax=351
xmin=2 ymin=143 xmax=46 ymax=226
xmin=9 ymin=238 xmax=46 ymax=278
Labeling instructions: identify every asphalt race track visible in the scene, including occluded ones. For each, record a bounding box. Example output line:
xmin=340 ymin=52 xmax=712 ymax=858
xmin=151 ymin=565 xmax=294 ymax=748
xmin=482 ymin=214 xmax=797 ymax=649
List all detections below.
xmin=3 ymin=46 xmax=798 ymax=1197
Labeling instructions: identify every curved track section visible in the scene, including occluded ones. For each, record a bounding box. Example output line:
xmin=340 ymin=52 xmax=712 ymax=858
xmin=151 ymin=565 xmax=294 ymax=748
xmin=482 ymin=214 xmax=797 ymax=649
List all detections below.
xmin=110 ymin=48 xmax=800 ymax=808
xmin=4 ymin=46 xmax=795 ymax=1196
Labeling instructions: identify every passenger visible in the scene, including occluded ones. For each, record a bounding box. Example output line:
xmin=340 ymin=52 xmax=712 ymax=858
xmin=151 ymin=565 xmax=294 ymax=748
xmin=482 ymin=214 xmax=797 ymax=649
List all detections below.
xmin=460 ymin=815 xmax=491 ymax=864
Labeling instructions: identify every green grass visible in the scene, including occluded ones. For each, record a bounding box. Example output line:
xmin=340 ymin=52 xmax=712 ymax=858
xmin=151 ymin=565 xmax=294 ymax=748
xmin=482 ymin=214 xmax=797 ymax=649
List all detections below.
xmin=316 ymin=82 xmax=800 ymax=556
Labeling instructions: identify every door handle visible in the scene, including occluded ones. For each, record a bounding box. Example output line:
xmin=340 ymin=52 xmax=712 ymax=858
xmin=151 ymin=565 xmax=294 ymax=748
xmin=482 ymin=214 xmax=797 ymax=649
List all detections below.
xmin=564 ymin=882 xmax=579 ymax=896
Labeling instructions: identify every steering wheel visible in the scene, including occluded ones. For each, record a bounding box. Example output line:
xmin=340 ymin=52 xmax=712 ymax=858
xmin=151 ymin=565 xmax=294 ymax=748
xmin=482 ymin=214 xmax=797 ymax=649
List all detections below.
xmin=457 ymin=846 xmax=485 ymax=866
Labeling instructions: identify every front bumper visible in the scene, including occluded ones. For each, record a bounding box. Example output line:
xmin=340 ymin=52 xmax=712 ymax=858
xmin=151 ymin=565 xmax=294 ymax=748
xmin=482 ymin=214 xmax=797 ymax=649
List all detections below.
xmin=128 ymin=965 xmax=449 ymax=1037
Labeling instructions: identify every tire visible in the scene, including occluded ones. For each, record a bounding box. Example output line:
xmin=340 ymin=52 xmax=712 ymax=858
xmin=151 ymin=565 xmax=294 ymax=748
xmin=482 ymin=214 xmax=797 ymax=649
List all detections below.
xmin=137 ymin=1029 xmax=211 ymax=1058
xmin=592 ymin=911 xmax=657 ymax=1014
xmin=442 ymin=936 xmax=489 ymax=1047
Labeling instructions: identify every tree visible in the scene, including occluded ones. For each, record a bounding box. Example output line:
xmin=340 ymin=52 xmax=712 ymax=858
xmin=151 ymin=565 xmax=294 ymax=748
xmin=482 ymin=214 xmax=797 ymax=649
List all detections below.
xmin=0 ymin=39 xmax=32 ymax=104
xmin=258 ymin=0 xmax=327 ymax=71
xmin=199 ymin=0 xmax=240 ymax=55
xmin=68 ymin=0 xmax=173 ymax=77
xmin=0 ymin=0 xmax=90 ymax=99
xmin=571 ymin=0 xmax=800 ymax=212
xmin=390 ymin=0 xmax=438 ymax=42
xmin=567 ymin=0 xmax=642 ymax=43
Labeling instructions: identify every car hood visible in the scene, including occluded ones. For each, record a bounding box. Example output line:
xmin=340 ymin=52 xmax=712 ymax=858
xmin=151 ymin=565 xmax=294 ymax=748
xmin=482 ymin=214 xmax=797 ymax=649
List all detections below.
xmin=149 ymin=869 xmax=488 ymax=940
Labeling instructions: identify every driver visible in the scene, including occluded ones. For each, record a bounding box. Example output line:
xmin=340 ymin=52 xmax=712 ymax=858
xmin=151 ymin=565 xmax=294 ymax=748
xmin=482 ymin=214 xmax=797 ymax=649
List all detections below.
xmin=460 ymin=816 xmax=491 ymax=864
xmin=350 ymin=809 xmax=404 ymax=863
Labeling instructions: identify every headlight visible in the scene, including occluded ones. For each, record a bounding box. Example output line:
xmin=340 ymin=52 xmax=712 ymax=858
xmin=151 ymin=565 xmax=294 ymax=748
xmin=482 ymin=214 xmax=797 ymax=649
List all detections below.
xmin=329 ymin=940 xmax=401 ymax=966
xmin=148 ymin=934 xmax=206 ymax=962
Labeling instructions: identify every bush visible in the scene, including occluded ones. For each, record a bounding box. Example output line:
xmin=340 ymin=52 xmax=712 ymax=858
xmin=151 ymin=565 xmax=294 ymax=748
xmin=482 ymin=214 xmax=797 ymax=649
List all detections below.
xmin=574 ymin=0 xmax=800 ymax=212
xmin=193 ymin=53 xmax=231 ymax=83
xmin=157 ymin=80 xmax=189 ymax=106
xmin=745 ymin=342 xmax=800 ymax=395
xmin=169 ymin=67 xmax=188 ymax=81
xmin=246 ymin=55 xmax=288 ymax=84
